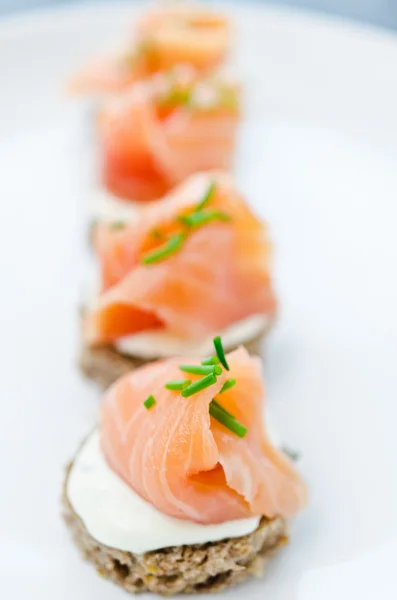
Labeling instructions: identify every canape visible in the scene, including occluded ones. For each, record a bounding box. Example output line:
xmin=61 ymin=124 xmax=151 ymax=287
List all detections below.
xmin=71 ymin=2 xmax=230 ymax=95
xmin=64 ymin=341 xmax=307 ymax=594
xmin=90 ymin=65 xmax=240 ymax=217
xmin=80 ymin=172 xmax=277 ymax=388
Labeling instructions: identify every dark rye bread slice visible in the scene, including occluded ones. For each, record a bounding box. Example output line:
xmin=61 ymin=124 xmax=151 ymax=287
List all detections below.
xmin=79 ymin=326 xmax=270 ymax=389
xmin=63 ymin=461 xmax=287 ymax=595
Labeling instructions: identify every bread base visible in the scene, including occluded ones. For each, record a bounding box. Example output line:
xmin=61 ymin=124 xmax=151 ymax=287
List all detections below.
xmin=79 ymin=329 xmax=269 ymax=389
xmin=63 ymin=461 xmax=287 ymax=595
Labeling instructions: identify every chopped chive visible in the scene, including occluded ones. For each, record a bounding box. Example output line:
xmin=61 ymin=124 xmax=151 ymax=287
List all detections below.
xmin=150 ymin=229 xmax=164 ymax=240
xmin=209 ymin=400 xmax=247 ymax=438
xmin=143 ymin=395 xmax=156 ymax=410
xmin=195 ymin=181 xmax=216 ymax=211
xmin=110 ymin=220 xmax=126 ymax=230
xmin=179 ymin=210 xmax=230 ymax=228
xmin=201 ymin=355 xmax=220 ymax=366
xmin=219 ymin=378 xmax=236 ymax=393
xmin=213 ymin=336 xmax=230 ymax=371
xmin=136 ymin=39 xmax=153 ymax=57
xmin=178 ymin=88 xmax=192 ymax=105
xmin=180 ymin=364 xmax=222 ymax=376
xmin=282 ymin=446 xmax=300 ymax=462
xmin=218 ymin=86 xmax=239 ymax=112
xmin=210 ymin=399 xmax=235 ymax=419
xmin=211 ymin=210 xmax=231 ymax=222
xmin=165 ymin=379 xmax=191 ymax=391
xmin=159 ymin=87 xmax=191 ymax=107
xmin=141 ymin=233 xmax=185 ymax=265
xmin=182 ymin=373 xmax=217 ymax=398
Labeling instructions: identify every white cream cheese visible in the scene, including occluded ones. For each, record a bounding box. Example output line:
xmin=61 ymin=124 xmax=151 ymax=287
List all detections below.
xmin=115 ymin=314 xmax=270 ymax=359
xmin=67 ymin=430 xmax=261 ymax=555
xmin=91 ymin=187 xmax=142 ymax=223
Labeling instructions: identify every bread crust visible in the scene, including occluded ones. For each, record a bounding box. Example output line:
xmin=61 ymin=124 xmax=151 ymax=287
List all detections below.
xmin=79 ymin=328 xmax=270 ymax=389
xmin=62 ymin=460 xmax=287 ymax=595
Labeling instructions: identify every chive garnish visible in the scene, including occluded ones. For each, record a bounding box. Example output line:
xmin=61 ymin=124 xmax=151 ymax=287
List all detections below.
xmin=159 ymin=87 xmax=191 ymax=108
xmin=209 ymin=400 xmax=247 ymax=438
xmin=141 ymin=233 xmax=185 ymax=265
xmin=150 ymin=229 xmax=164 ymax=240
xmin=212 ymin=210 xmax=231 ymax=222
xmin=180 ymin=365 xmax=222 ymax=376
xmin=201 ymin=355 xmax=220 ymax=366
xmin=282 ymin=446 xmax=300 ymax=461
xmin=180 ymin=210 xmax=230 ymax=228
xmin=218 ymin=86 xmax=239 ymax=112
xmin=195 ymin=181 xmax=216 ymax=211
xmin=219 ymin=378 xmax=236 ymax=393
xmin=110 ymin=220 xmax=126 ymax=230
xmin=213 ymin=336 xmax=230 ymax=371
xmin=143 ymin=395 xmax=156 ymax=410
xmin=210 ymin=399 xmax=235 ymax=418
xmin=165 ymin=379 xmax=191 ymax=391
xmin=182 ymin=373 xmax=217 ymax=398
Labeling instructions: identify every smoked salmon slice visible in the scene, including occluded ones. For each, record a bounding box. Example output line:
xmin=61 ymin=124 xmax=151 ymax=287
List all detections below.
xmin=70 ymin=2 xmax=230 ymax=94
xmin=100 ymin=346 xmax=307 ymax=524
xmin=97 ymin=66 xmax=240 ymax=201
xmin=85 ymin=172 xmax=276 ymax=345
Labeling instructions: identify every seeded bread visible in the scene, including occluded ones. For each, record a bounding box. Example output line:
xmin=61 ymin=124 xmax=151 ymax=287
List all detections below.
xmin=79 ymin=328 xmax=270 ymax=389
xmin=63 ymin=460 xmax=287 ymax=595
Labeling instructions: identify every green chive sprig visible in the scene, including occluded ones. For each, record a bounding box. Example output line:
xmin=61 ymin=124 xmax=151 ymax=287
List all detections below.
xmin=140 ymin=180 xmax=230 ymax=267
xmin=195 ymin=181 xmax=216 ymax=211
xmin=219 ymin=378 xmax=236 ymax=394
xmin=179 ymin=364 xmax=222 ymax=376
xmin=213 ymin=336 xmax=230 ymax=371
xmin=201 ymin=355 xmax=220 ymax=366
xmin=143 ymin=395 xmax=156 ymax=410
xmin=110 ymin=220 xmax=126 ymax=230
xmin=165 ymin=379 xmax=191 ymax=391
xmin=158 ymin=87 xmax=191 ymax=108
xmin=150 ymin=229 xmax=164 ymax=240
xmin=179 ymin=210 xmax=230 ymax=229
xmin=141 ymin=233 xmax=185 ymax=265
xmin=209 ymin=400 xmax=247 ymax=438
xmin=210 ymin=399 xmax=235 ymax=418
xmin=182 ymin=373 xmax=217 ymax=398
xmin=282 ymin=446 xmax=300 ymax=461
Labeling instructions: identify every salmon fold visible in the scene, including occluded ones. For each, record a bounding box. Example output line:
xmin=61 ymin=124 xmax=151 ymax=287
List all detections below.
xmin=100 ymin=347 xmax=307 ymax=525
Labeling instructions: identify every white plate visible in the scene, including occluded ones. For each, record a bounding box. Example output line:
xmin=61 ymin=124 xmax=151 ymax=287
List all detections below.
xmin=1 ymin=2 xmax=397 ymax=599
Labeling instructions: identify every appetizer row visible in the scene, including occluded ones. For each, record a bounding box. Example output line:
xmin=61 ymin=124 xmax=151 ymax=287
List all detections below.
xmin=65 ymin=2 xmax=307 ymax=596
xmin=81 ymin=172 xmax=277 ymax=388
